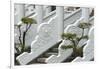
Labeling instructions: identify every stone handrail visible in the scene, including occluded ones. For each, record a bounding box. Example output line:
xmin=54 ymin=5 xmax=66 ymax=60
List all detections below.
xmin=16 ymin=8 xmax=84 ymax=65
xmin=29 ymin=8 xmax=82 ymax=29
xmin=43 ymin=10 xmax=72 ymax=22
xmin=16 ymin=16 xmax=59 ymax=65
xmin=45 ymin=40 xmax=73 ymax=63
xmin=64 ymin=9 xmax=81 ymax=28
xmin=45 ymin=16 xmax=94 ymax=63
xmin=15 ymin=8 xmax=81 ymax=47
xmin=16 ymin=8 xmax=93 ymax=64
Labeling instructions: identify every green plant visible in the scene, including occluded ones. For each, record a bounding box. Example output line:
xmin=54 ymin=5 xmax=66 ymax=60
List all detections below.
xmin=61 ymin=45 xmax=74 ymax=50
xmin=61 ymin=22 xmax=91 ymax=57
xmin=15 ymin=17 xmax=37 ymax=53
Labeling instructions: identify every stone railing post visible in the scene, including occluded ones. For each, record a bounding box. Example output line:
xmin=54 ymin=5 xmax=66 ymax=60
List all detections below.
xmin=45 ymin=6 xmax=51 ymax=16
xmin=14 ymin=4 xmax=25 ymax=24
xmin=36 ymin=5 xmax=43 ymax=24
xmin=81 ymin=7 xmax=90 ymax=36
xmin=56 ymin=6 xmax=64 ymax=41
xmin=81 ymin=7 xmax=89 ymax=23
xmin=24 ymin=4 xmax=35 ymax=17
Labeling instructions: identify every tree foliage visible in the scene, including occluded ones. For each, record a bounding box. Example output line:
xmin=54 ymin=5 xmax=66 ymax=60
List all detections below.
xmin=21 ymin=17 xmax=37 ymax=24
xmin=15 ymin=17 xmax=37 ymax=54
xmin=78 ymin=22 xmax=91 ymax=29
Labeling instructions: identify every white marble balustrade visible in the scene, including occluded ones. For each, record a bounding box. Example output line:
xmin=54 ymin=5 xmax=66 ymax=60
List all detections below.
xmin=14 ymin=4 xmax=94 ymax=65
xmin=46 ymin=8 xmax=94 ymax=63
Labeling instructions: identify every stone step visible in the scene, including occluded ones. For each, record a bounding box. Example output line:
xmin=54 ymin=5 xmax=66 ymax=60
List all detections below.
xmin=28 ymin=41 xmax=62 ymax=64
xmin=37 ymin=58 xmax=47 ymax=63
xmin=39 ymin=52 xmax=58 ymax=58
xmin=37 ymin=53 xmax=58 ymax=63
xmin=53 ymin=41 xmax=62 ymax=48
xmin=48 ymin=48 xmax=58 ymax=53
xmin=51 ymin=48 xmax=58 ymax=52
xmin=63 ymin=56 xmax=76 ymax=62
xmin=45 ymin=52 xmax=58 ymax=57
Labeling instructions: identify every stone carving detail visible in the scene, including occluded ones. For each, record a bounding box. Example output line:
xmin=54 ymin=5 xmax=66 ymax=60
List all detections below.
xmin=46 ymin=17 xmax=84 ymax=63
xmin=16 ymin=16 xmax=59 ymax=65
xmin=31 ymin=16 xmax=58 ymax=51
xmin=46 ymin=16 xmax=94 ymax=63
xmin=16 ymin=5 xmax=94 ymax=64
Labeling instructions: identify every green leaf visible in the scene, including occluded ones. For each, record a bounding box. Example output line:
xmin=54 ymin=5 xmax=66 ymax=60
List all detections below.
xmin=61 ymin=45 xmax=74 ymax=50
xmin=75 ymin=46 xmax=84 ymax=57
xmin=24 ymin=46 xmax=31 ymax=53
xmin=78 ymin=23 xmax=91 ymax=29
xmin=82 ymin=35 xmax=88 ymax=39
xmin=61 ymin=33 xmax=77 ymax=40
xmin=21 ymin=17 xmax=37 ymax=24
xmin=61 ymin=33 xmax=67 ymax=39
xmin=76 ymin=37 xmax=80 ymax=41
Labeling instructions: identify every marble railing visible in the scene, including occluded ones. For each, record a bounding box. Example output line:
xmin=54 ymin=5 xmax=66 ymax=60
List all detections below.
xmin=16 ymin=7 xmax=93 ymax=65
xmin=25 ymin=4 xmax=36 ymax=17
xmin=16 ymin=16 xmax=58 ymax=65
xmin=15 ymin=8 xmax=81 ymax=46
xmin=43 ymin=10 xmax=72 ymax=22
xmin=64 ymin=9 xmax=81 ymax=28
xmin=16 ymin=8 xmax=84 ymax=65
xmin=45 ymin=16 xmax=94 ymax=63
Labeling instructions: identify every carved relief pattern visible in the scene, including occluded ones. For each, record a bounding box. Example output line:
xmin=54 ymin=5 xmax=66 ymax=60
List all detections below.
xmin=31 ymin=17 xmax=58 ymax=52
